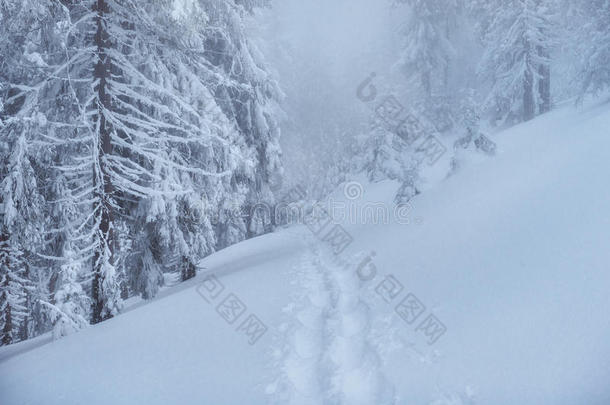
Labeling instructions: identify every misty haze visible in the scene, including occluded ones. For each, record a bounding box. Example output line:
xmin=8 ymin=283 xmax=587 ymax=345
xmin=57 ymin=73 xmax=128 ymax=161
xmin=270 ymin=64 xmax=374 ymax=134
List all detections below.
xmin=1 ymin=0 xmax=609 ymax=404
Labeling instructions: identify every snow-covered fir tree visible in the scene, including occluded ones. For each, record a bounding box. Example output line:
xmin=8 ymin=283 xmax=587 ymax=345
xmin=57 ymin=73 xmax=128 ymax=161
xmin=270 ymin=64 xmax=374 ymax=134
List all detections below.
xmin=201 ymin=0 xmax=282 ymax=244
xmin=359 ymin=118 xmax=422 ymax=204
xmin=396 ymin=0 xmax=460 ymax=131
xmin=0 ymin=0 xmax=283 ymax=340
xmin=0 ymin=0 xmax=59 ymax=345
xmin=0 ymin=134 xmax=45 ymax=345
xmin=0 ymin=246 xmax=27 ymax=345
xmin=397 ymin=0 xmax=457 ymax=97
xmin=577 ymin=0 xmax=610 ymax=99
xmin=40 ymin=243 xmax=90 ymax=340
xmin=477 ymin=0 xmax=557 ymax=124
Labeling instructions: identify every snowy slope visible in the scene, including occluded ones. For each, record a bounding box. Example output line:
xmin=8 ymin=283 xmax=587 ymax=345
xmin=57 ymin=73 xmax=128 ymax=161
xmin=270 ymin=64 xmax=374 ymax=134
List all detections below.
xmin=1 ymin=102 xmax=610 ymax=405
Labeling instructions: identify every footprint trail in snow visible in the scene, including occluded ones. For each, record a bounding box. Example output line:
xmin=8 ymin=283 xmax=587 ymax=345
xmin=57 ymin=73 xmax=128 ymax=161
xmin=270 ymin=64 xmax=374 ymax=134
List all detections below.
xmin=267 ymin=242 xmax=395 ymax=405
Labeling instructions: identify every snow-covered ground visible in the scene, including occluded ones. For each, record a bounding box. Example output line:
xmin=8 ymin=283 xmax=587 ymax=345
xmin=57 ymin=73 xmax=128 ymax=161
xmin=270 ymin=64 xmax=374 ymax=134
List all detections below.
xmin=1 ymin=101 xmax=610 ymax=404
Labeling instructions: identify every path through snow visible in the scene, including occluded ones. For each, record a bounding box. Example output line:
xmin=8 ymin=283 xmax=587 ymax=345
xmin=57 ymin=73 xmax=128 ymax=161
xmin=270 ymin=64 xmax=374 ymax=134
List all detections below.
xmin=267 ymin=241 xmax=395 ymax=404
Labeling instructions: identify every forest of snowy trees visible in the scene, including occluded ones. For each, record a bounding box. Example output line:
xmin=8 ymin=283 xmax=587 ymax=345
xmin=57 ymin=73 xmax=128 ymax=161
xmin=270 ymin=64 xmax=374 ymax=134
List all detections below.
xmin=0 ymin=0 xmax=282 ymax=344
xmin=1 ymin=0 xmax=609 ymax=347
xmin=275 ymin=0 xmax=610 ymax=203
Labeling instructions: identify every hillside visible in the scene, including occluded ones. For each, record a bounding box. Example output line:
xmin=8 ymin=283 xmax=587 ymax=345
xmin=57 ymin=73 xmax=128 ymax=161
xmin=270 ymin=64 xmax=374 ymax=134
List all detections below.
xmin=1 ymin=102 xmax=609 ymax=404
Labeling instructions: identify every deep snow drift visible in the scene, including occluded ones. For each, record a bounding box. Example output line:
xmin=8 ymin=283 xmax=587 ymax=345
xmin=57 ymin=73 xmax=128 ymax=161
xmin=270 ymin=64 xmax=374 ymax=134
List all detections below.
xmin=1 ymin=102 xmax=609 ymax=404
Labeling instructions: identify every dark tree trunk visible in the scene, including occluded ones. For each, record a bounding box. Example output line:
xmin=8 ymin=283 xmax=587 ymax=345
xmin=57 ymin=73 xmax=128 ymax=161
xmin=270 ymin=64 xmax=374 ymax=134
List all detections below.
xmin=523 ymin=71 xmax=535 ymax=121
xmin=422 ymin=70 xmax=432 ymax=98
xmin=1 ymin=298 xmax=12 ymax=346
xmin=0 ymin=232 xmax=13 ymax=346
xmin=181 ymin=256 xmax=197 ymax=282
xmin=538 ymin=46 xmax=551 ymax=114
xmin=523 ymin=41 xmax=535 ymax=122
xmin=18 ymin=263 xmax=31 ymax=341
xmin=91 ymin=0 xmax=115 ymax=325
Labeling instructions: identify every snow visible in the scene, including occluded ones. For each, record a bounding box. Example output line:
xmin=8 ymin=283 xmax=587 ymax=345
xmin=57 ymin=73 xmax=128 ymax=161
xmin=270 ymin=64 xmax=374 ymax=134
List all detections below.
xmin=1 ymin=101 xmax=610 ymax=404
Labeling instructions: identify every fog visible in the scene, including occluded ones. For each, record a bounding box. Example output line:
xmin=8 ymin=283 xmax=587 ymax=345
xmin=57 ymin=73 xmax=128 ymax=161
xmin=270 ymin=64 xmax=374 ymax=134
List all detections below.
xmin=1 ymin=1 xmax=609 ymax=404
xmin=258 ymin=0 xmax=402 ymax=195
